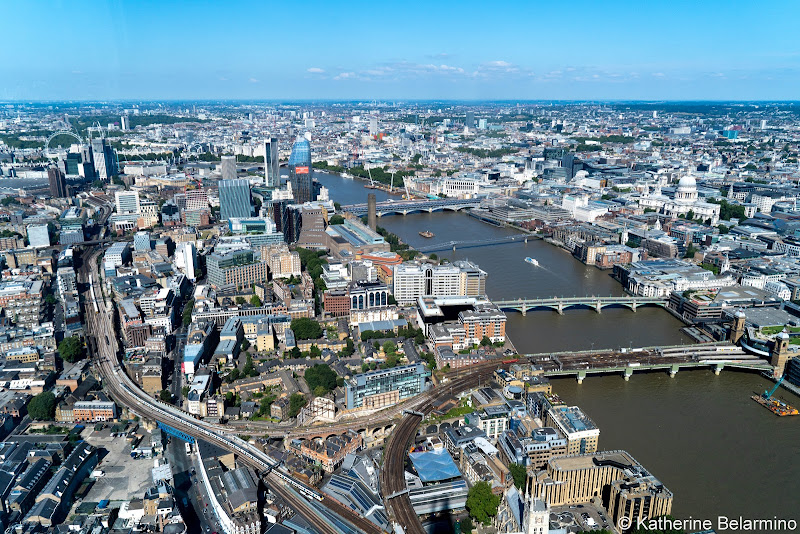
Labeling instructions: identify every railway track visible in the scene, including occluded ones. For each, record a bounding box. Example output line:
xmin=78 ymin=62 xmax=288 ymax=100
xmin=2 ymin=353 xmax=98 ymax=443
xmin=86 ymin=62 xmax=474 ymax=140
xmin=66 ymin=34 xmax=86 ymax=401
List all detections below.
xmin=78 ymin=247 xmax=383 ymax=534
xmin=380 ymin=363 xmax=508 ymax=533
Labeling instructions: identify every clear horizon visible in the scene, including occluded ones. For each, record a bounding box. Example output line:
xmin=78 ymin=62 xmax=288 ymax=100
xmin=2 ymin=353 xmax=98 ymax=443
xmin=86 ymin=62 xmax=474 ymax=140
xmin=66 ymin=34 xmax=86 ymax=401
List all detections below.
xmin=3 ymin=0 xmax=799 ymax=101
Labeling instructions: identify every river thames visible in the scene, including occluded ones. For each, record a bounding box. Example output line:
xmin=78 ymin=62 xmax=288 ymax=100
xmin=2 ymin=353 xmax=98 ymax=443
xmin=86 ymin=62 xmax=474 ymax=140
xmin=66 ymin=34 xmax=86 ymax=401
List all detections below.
xmin=316 ymin=170 xmax=800 ymax=530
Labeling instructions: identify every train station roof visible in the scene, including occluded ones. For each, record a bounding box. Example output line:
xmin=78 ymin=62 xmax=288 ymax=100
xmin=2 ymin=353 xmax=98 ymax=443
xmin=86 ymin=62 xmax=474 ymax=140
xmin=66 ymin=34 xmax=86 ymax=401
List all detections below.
xmin=408 ymin=449 xmax=461 ymax=483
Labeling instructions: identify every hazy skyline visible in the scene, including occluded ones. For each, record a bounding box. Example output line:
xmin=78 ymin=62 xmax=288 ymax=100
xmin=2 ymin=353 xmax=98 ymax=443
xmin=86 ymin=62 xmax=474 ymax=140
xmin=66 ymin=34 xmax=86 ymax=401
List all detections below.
xmin=3 ymin=0 xmax=799 ymax=101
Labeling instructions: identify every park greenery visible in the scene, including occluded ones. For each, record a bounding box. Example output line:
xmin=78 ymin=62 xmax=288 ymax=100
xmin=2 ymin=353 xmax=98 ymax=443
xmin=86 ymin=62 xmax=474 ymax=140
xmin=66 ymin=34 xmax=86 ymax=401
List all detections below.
xmin=456 ymin=147 xmax=517 ymax=158
xmin=375 ymin=225 xmax=418 ymax=260
xmin=296 ymin=247 xmax=328 ymax=292
xmin=466 ymin=481 xmax=500 ymax=525
xmin=304 ymin=364 xmax=338 ymax=395
xmin=28 ymin=392 xmax=56 ymax=420
xmin=291 ymin=317 xmax=323 ymax=340
xmin=508 ymin=463 xmax=527 ymax=489
xmin=288 ymin=393 xmax=307 ymax=418
xmin=706 ymin=198 xmax=746 ymax=221
xmin=58 ymin=336 xmax=85 ymax=363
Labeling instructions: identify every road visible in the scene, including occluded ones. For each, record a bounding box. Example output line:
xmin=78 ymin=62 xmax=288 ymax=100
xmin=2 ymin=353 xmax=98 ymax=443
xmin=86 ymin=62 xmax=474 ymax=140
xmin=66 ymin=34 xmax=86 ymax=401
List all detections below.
xmin=167 ymin=438 xmax=223 ymax=533
xmin=170 ymin=325 xmax=188 ymax=403
xmin=77 ymin=245 xmax=369 ymax=534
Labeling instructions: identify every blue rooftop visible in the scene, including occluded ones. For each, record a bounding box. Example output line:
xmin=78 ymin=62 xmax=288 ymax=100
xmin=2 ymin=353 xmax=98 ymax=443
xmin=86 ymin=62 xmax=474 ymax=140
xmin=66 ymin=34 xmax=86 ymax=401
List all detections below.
xmin=409 ymin=449 xmax=462 ymax=483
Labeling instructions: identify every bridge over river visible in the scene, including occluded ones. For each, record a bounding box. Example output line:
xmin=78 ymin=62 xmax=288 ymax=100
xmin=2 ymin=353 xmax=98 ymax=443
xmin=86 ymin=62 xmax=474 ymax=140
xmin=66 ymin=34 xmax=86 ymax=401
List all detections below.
xmin=342 ymin=197 xmax=481 ymax=217
xmin=495 ymin=295 xmax=669 ymax=315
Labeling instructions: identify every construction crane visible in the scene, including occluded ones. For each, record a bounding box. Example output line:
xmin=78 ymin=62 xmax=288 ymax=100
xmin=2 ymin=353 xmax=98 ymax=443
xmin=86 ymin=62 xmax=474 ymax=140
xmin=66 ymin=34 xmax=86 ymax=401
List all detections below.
xmin=763 ymin=376 xmax=786 ymax=400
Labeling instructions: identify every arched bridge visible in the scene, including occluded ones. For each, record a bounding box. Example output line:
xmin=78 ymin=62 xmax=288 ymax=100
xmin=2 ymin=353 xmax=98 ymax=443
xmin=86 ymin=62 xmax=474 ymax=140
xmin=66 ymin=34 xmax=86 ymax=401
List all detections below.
xmin=342 ymin=198 xmax=481 ymax=217
xmin=495 ymin=295 xmax=669 ymax=315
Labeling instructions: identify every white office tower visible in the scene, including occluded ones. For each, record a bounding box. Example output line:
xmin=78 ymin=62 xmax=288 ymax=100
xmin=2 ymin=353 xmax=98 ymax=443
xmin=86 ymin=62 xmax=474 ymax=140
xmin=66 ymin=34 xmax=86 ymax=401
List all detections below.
xmin=178 ymin=242 xmax=197 ymax=281
xmin=115 ymin=190 xmax=141 ymax=215
xmin=369 ymin=117 xmax=379 ymax=136
xmin=220 ymin=155 xmax=237 ymax=182
xmin=120 ymin=115 xmax=129 ymax=131
xmin=761 ymin=119 xmax=768 ymax=130
xmin=653 ymin=110 xmax=658 ymax=119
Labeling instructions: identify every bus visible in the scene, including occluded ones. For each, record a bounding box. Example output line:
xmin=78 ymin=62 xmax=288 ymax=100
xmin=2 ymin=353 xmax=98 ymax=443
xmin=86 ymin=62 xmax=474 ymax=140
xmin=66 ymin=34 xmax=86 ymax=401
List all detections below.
xmin=185 ymin=442 xmax=192 ymax=455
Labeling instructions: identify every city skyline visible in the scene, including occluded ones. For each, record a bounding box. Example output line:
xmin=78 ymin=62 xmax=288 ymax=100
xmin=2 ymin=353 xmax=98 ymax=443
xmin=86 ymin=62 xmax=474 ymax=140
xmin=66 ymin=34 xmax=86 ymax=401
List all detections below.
xmin=2 ymin=0 xmax=799 ymax=101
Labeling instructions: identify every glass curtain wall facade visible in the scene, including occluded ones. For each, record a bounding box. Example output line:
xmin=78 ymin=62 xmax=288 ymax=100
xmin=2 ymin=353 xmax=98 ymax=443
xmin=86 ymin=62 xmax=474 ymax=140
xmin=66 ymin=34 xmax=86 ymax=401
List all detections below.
xmin=289 ymin=136 xmax=313 ymax=204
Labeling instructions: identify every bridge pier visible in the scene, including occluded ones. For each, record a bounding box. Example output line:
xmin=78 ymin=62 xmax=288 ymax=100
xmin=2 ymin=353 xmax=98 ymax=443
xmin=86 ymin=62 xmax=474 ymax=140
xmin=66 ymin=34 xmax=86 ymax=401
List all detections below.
xmin=714 ymin=363 xmax=724 ymax=375
xmin=557 ymin=302 xmax=564 ymax=315
xmin=521 ymin=306 xmax=526 ymax=317
xmin=577 ymin=370 xmax=586 ymax=384
xmin=669 ymin=364 xmax=679 ymax=378
xmin=631 ymin=302 xmax=638 ymax=312
xmin=623 ymin=368 xmax=633 ymax=381
xmin=595 ymin=301 xmax=602 ymax=313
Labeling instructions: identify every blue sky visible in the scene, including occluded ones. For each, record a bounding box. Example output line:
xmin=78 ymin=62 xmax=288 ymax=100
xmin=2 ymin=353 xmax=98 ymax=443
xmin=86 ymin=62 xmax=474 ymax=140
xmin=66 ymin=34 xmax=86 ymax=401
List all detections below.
xmin=2 ymin=0 xmax=799 ymax=101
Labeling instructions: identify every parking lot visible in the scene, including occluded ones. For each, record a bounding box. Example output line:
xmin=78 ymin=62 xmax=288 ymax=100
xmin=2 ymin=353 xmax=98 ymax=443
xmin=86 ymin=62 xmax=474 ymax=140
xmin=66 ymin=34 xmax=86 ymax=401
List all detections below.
xmin=81 ymin=426 xmax=155 ymax=502
xmin=551 ymin=500 xmax=613 ymax=532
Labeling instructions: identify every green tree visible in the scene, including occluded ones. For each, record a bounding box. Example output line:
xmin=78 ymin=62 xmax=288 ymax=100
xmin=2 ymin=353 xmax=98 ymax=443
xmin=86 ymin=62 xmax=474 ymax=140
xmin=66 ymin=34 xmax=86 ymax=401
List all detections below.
xmin=241 ymin=338 xmax=251 ymax=352
xmin=227 ymin=368 xmax=241 ymax=383
xmin=329 ymin=214 xmax=345 ymax=225
xmin=28 ymin=392 xmax=56 ymax=420
xmin=309 ymin=345 xmax=321 ymax=359
xmin=181 ymin=386 xmax=190 ymax=397
xmin=235 ymin=296 xmax=246 ymax=305
xmin=45 ymin=294 xmax=57 ymax=305
xmin=421 ymin=352 xmax=437 ymax=369
xmin=382 ymin=340 xmax=397 ymax=354
xmin=508 ymin=463 xmax=527 ymax=489
xmin=415 ymin=331 xmax=425 ymax=345
xmin=243 ymin=354 xmax=255 ymax=376
xmin=460 ymin=517 xmax=474 ymax=534
xmin=304 ymin=364 xmax=338 ymax=393
xmin=341 ymin=338 xmax=355 ymax=357
xmin=182 ymin=298 xmax=194 ymax=326
xmin=290 ymin=346 xmax=302 ymax=359
xmin=159 ymin=390 xmax=172 ymax=403
xmin=683 ymin=245 xmax=699 ymax=259
xmin=480 ymin=335 xmax=491 ymax=347
xmin=58 ymin=336 xmax=85 ymax=363
xmin=288 ymin=393 xmax=307 ymax=418
xmin=250 ymin=294 xmax=262 ymax=307
xmin=387 ymin=294 xmax=397 ymax=305
xmin=466 ymin=481 xmax=500 ymax=525
xmin=291 ymin=317 xmax=323 ymax=340
xmin=313 ymin=385 xmax=327 ymax=397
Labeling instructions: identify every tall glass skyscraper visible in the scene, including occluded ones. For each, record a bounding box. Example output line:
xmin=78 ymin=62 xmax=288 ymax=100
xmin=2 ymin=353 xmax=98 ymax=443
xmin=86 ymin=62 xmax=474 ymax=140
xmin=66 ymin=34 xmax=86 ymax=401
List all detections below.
xmin=264 ymin=137 xmax=279 ymax=187
xmin=289 ymin=136 xmax=313 ymax=204
xmin=219 ymin=179 xmax=252 ymax=221
xmin=90 ymin=138 xmax=119 ymax=181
